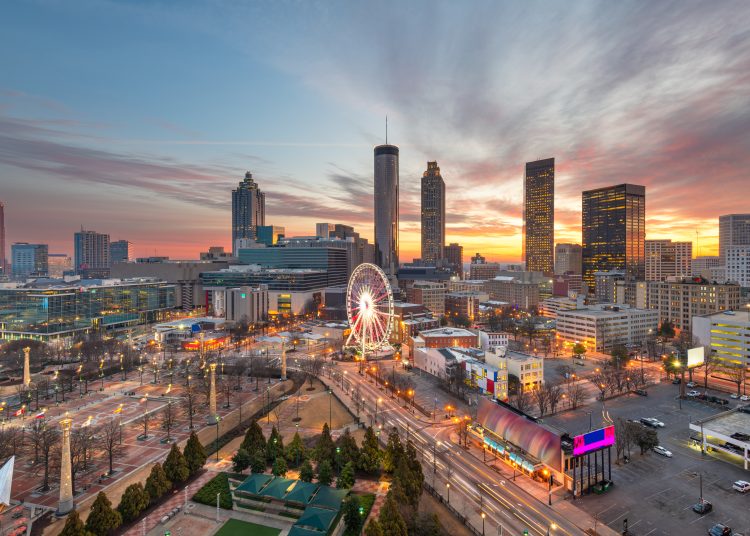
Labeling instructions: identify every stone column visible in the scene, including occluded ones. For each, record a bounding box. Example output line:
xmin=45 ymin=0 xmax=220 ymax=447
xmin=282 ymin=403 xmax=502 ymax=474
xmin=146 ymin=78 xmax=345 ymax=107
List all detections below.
xmin=57 ymin=418 xmax=74 ymax=515
xmin=209 ymin=363 xmax=217 ymax=419
xmin=281 ymin=342 xmax=287 ymax=381
xmin=23 ymin=347 xmax=31 ymax=389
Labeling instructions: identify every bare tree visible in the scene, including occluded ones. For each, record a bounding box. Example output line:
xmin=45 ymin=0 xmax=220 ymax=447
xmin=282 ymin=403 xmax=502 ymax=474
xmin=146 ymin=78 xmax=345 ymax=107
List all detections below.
xmin=302 ymin=356 xmax=325 ymax=388
xmin=0 ymin=426 xmax=23 ymax=460
xmin=99 ymin=417 xmax=124 ymax=476
xmin=183 ymin=385 xmax=199 ymax=429
xmin=161 ymin=402 xmax=178 ymax=442
xmin=533 ymin=387 xmax=549 ymax=417
xmin=30 ymin=422 xmax=60 ymax=491
xmin=588 ymin=371 xmax=608 ymax=400
xmin=511 ymin=387 xmax=532 ymax=414
xmin=546 ymin=383 xmax=563 ymax=414
xmin=230 ymin=361 xmax=246 ymax=391
xmin=71 ymin=425 xmax=100 ymax=494
xmin=137 ymin=410 xmax=154 ymax=439
xmin=566 ymin=382 xmax=587 ymax=410
xmin=702 ymin=351 xmax=721 ymax=392
xmin=724 ymin=364 xmax=746 ymax=396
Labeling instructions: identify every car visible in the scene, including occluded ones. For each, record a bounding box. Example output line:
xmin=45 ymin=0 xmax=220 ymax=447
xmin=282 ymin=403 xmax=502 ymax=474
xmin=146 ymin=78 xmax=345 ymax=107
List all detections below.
xmin=687 ymin=381 xmax=697 ymax=388
xmin=733 ymin=480 xmax=750 ymax=493
xmin=741 ymin=395 xmax=750 ymax=401
xmin=641 ymin=417 xmax=665 ymax=428
xmin=708 ymin=524 xmax=732 ymax=536
xmin=635 ymin=389 xmax=648 ymax=396
xmin=693 ymin=500 xmax=713 ymax=514
xmin=672 ymin=378 xmax=682 ymax=384
xmin=653 ymin=445 xmax=673 ymax=457
xmin=640 ymin=418 xmax=658 ymax=428
xmin=730 ymin=393 xmax=740 ymax=399
xmin=687 ymin=390 xmax=701 ymax=397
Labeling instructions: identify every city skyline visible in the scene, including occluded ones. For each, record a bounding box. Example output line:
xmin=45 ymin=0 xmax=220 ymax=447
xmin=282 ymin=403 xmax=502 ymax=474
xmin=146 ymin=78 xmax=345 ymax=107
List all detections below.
xmin=2 ymin=1 xmax=750 ymax=261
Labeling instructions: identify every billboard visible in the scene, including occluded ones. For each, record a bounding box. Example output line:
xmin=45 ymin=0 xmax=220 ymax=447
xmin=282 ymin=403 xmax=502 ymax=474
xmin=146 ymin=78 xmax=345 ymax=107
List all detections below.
xmin=687 ymin=347 xmax=705 ymax=368
xmin=477 ymin=398 xmax=562 ymax=471
xmin=572 ymin=426 xmax=616 ymax=456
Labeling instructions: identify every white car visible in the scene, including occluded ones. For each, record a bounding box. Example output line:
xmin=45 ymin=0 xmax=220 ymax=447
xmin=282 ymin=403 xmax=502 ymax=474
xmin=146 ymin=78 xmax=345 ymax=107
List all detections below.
xmin=687 ymin=390 xmax=701 ymax=397
xmin=740 ymin=395 xmax=750 ymax=402
xmin=649 ymin=418 xmax=666 ymax=428
xmin=686 ymin=381 xmax=697 ymax=388
xmin=653 ymin=446 xmax=673 ymax=458
xmin=733 ymin=480 xmax=750 ymax=493
xmin=730 ymin=393 xmax=740 ymax=399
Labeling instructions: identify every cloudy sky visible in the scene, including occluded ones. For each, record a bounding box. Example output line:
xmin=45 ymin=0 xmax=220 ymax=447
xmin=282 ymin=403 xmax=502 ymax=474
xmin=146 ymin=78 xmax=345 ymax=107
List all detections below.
xmin=2 ymin=0 xmax=749 ymax=261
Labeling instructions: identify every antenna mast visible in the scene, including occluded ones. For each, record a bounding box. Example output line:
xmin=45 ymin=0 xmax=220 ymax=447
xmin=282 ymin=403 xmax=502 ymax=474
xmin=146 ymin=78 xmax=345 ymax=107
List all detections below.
xmin=385 ymin=115 xmax=388 ymax=144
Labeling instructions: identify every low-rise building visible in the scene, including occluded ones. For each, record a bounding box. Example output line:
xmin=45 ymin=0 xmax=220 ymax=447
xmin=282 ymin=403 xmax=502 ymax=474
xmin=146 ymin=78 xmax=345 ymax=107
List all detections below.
xmin=539 ymin=295 xmax=585 ymax=319
xmin=223 ymin=285 xmax=269 ymax=324
xmin=693 ymin=310 xmax=750 ymax=370
xmin=474 ymin=330 xmax=510 ymax=352
xmin=406 ymin=281 xmax=446 ymax=316
xmin=487 ymin=349 xmax=544 ymax=392
xmin=556 ymin=304 xmax=658 ymax=352
xmin=448 ymin=279 xmax=487 ymax=293
xmin=445 ymin=290 xmax=489 ymax=321
xmin=552 ymin=273 xmax=583 ymax=297
xmin=483 ymin=277 xmax=540 ymax=309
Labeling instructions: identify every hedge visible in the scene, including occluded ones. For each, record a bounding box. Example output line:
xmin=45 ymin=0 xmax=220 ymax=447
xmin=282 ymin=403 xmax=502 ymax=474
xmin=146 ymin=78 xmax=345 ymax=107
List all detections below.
xmin=192 ymin=473 xmax=233 ymax=509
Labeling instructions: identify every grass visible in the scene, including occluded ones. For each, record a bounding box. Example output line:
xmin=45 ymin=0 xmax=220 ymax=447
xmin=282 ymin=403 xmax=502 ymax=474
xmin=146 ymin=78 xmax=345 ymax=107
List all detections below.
xmin=214 ymin=518 xmax=280 ymax=536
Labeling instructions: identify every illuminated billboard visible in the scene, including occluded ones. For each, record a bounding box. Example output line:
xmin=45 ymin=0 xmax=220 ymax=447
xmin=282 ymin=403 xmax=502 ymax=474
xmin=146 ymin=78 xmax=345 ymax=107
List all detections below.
xmin=572 ymin=425 xmax=615 ymax=456
xmin=687 ymin=347 xmax=705 ymax=368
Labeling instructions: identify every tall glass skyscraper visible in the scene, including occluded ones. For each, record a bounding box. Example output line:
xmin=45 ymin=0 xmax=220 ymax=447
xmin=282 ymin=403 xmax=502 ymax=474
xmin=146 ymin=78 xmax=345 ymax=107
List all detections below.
xmin=421 ymin=161 xmax=445 ymax=264
xmin=582 ymin=184 xmax=646 ymax=291
xmin=74 ymin=228 xmax=111 ymax=278
xmin=0 ymin=201 xmax=5 ymax=275
xmin=232 ymin=171 xmax=265 ymax=255
xmin=374 ymin=145 xmax=399 ymax=278
xmin=523 ymin=158 xmax=555 ymax=274
xmin=11 ymin=243 xmax=48 ymax=278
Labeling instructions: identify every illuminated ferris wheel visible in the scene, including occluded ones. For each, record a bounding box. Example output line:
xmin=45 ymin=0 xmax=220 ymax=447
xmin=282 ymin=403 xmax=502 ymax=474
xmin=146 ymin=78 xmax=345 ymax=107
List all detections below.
xmin=345 ymin=263 xmax=393 ymax=355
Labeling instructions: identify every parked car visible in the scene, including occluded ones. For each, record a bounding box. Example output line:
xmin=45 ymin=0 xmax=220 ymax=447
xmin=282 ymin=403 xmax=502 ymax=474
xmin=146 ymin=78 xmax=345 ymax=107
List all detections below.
xmin=693 ymin=500 xmax=713 ymax=514
xmin=741 ymin=395 xmax=750 ymax=402
xmin=687 ymin=390 xmax=701 ymax=397
xmin=653 ymin=446 xmax=673 ymax=457
xmin=635 ymin=389 xmax=648 ymax=396
xmin=733 ymin=480 xmax=750 ymax=493
xmin=708 ymin=524 xmax=732 ymax=536
xmin=641 ymin=417 xmax=665 ymax=428
xmin=673 ymin=378 xmax=682 ymax=384
xmin=687 ymin=381 xmax=697 ymax=388
xmin=730 ymin=393 xmax=740 ymax=399
xmin=640 ymin=418 xmax=658 ymax=428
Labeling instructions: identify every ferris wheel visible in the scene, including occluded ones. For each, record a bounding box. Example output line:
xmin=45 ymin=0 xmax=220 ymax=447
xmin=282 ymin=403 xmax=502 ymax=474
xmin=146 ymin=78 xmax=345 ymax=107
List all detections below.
xmin=346 ymin=263 xmax=394 ymax=355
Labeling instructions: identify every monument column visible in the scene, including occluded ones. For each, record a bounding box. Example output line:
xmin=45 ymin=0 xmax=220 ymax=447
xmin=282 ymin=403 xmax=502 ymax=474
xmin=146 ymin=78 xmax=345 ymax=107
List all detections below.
xmin=281 ymin=342 xmax=287 ymax=381
xmin=209 ymin=363 xmax=217 ymax=419
xmin=23 ymin=347 xmax=31 ymax=388
xmin=57 ymin=417 xmax=74 ymax=515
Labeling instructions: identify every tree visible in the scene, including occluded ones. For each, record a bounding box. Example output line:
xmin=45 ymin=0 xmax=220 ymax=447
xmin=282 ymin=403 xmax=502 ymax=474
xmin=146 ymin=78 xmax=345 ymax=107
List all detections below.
xmin=510 ymin=388 xmax=532 ymax=414
xmin=137 ymin=410 xmax=153 ymax=440
xmin=299 ymin=459 xmax=314 ymax=482
xmin=336 ymin=428 xmax=360 ymax=469
xmin=302 ymin=356 xmax=325 ymax=388
xmin=85 ymin=492 xmax=122 ymax=536
xmin=144 ymin=463 xmax=172 ymax=503
xmin=316 ymin=459 xmax=333 ymax=486
xmin=337 ymin=461 xmax=355 ymax=489
xmin=266 ymin=426 xmax=284 ymax=462
xmin=658 ymin=320 xmax=675 ymax=339
xmin=343 ymin=494 xmax=364 ymax=533
xmin=241 ymin=420 xmax=266 ymax=455
xmin=365 ymin=519 xmax=385 ymax=536
xmin=117 ymin=483 xmax=149 ymax=523
xmin=572 ymin=342 xmax=587 ymax=360
xmin=532 ymin=386 xmax=549 ymax=416
xmin=378 ymin=492 xmax=408 ymax=536
xmin=232 ymin=448 xmax=251 ymax=473
xmin=0 ymin=425 xmax=23 ymax=461
xmin=703 ymin=351 xmax=721 ymax=392
xmin=99 ymin=417 xmax=124 ymax=477
xmin=358 ymin=426 xmax=381 ymax=474
xmin=183 ymin=431 xmax=207 ymax=475
xmin=285 ymin=432 xmax=306 ymax=467
xmin=250 ymin=449 xmax=267 ymax=473
xmin=588 ymin=371 xmax=608 ymax=401
xmin=161 ymin=402 xmax=178 ymax=443
xmin=163 ymin=444 xmax=189 ymax=484
xmin=610 ymin=344 xmax=629 ymax=370
xmin=507 ymin=374 xmax=520 ymax=396
xmin=723 ymin=364 xmax=746 ymax=396
xmin=70 ymin=425 xmax=100 ymax=496
xmin=60 ymin=510 xmax=89 ymax=536
xmin=635 ymin=427 xmax=659 ymax=455
xmin=313 ymin=423 xmax=336 ymax=463
xmin=272 ymin=456 xmax=288 ymax=477
xmin=182 ymin=385 xmax=199 ymax=430
xmin=28 ymin=421 xmax=60 ymax=492
xmin=546 ymin=383 xmax=563 ymax=414
xmin=382 ymin=428 xmax=403 ymax=473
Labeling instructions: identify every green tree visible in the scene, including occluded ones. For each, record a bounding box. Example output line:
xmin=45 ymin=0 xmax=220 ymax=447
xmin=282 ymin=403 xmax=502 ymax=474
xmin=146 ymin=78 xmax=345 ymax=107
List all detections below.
xmin=163 ymin=443 xmax=190 ymax=484
xmin=382 ymin=428 xmax=403 ymax=473
xmin=610 ymin=344 xmax=629 ymax=370
xmin=241 ymin=420 xmax=266 ymax=454
xmin=636 ymin=427 xmax=660 ymax=454
xmin=266 ymin=426 xmax=284 ymax=462
xmin=117 ymin=483 xmax=149 ymax=523
xmin=364 ymin=519 xmax=384 ymax=536
xmin=337 ymin=461 xmax=355 ymax=489
xmin=313 ymin=423 xmax=336 ymax=463
xmin=144 ymin=463 xmax=172 ymax=503
xmin=336 ymin=428 xmax=360 ymax=469
xmin=285 ymin=431 xmax=306 ymax=466
xmin=299 ymin=459 xmax=314 ymax=482
xmin=60 ymin=510 xmax=89 ymax=536
xmin=85 ymin=492 xmax=122 ymax=536
xmin=343 ymin=494 xmax=364 ymax=533
xmin=183 ymin=431 xmax=207 ymax=474
xmin=572 ymin=342 xmax=587 ymax=359
xmin=658 ymin=320 xmax=675 ymax=339
xmin=232 ymin=448 xmax=251 ymax=473
xmin=411 ymin=513 xmax=445 ymax=536
xmin=358 ymin=426 xmax=381 ymax=474
xmin=378 ymin=492 xmax=407 ymax=536
xmin=317 ymin=459 xmax=334 ymax=486
xmin=272 ymin=456 xmax=288 ymax=477
xmin=250 ymin=449 xmax=267 ymax=473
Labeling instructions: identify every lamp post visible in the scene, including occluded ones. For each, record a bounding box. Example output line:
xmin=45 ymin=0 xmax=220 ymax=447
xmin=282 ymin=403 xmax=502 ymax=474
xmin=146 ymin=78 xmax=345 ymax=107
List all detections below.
xmin=481 ymin=512 xmax=486 ymax=535
xmin=328 ymin=389 xmax=332 ymax=429
xmin=215 ymin=415 xmax=221 ymax=462
xmin=446 ymin=482 xmax=450 ymax=504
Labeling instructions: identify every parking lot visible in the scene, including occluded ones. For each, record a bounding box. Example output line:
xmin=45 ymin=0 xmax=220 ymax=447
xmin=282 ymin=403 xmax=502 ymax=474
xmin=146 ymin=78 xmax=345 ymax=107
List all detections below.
xmin=546 ymin=382 xmax=750 ymax=535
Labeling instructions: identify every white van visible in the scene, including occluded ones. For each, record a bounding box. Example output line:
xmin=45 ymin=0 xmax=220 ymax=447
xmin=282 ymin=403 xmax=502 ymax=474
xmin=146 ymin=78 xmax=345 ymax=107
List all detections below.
xmin=733 ymin=480 xmax=750 ymax=493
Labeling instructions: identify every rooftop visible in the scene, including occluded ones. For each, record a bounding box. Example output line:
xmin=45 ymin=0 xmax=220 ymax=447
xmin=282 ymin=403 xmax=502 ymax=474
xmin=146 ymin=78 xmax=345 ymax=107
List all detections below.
xmin=697 ymin=310 xmax=750 ymax=322
xmin=692 ymin=408 xmax=750 ymax=448
xmin=419 ymin=327 xmax=477 ymax=338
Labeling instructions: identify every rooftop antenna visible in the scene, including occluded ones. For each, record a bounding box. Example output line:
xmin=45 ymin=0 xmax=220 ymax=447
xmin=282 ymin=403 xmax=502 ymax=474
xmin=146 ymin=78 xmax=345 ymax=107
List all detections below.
xmin=695 ymin=230 xmax=700 ymax=257
xmin=385 ymin=115 xmax=388 ymax=145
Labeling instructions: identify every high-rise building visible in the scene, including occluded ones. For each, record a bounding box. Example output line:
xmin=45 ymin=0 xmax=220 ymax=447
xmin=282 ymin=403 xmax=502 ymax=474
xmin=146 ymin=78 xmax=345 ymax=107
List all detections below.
xmin=74 ymin=228 xmax=110 ymax=278
xmin=0 ymin=201 xmax=5 ymax=275
xmin=109 ymin=240 xmax=133 ymax=263
xmin=647 ymin=278 xmax=741 ymax=332
xmin=645 ymin=239 xmax=693 ymax=281
xmin=374 ymin=144 xmax=399 ymax=278
xmin=582 ymin=184 xmax=646 ymax=291
xmin=232 ymin=171 xmax=265 ymax=255
xmin=692 ymin=256 xmax=721 ymax=278
xmin=726 ymin=245 xmax=750 ymax=288
xmin=444 ymin=243 xmax=464 ymax=278
xmin=11 ymin=243 xmax=48 ymax=278
xmin=257 ymin=226 xmax=285 ymax=246
xmin=47 ymin=254 xmax=73 ymax=278
xmin=554 ymin=243 xmax=582 ymax=275
xmin=523 ymin=158 xmax=555 ymax=274
xmin=421 ymin=161 xmax=445 ymax=264
xmin=719 ymin=214 xmax=750 ymax=265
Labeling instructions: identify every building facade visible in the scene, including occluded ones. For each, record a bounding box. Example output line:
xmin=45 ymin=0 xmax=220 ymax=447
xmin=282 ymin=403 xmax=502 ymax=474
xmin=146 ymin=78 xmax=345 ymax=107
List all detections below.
xmin=109 ymin=240 xmax=133 ymax=263
xmin=483 ymin=277 xmax=540 ymax=309
xmin=645 ymin=239 xmax=692 ymax=281
xmin=232 ymin=171 xmax=266 ymax=255
xmin=374 ymin=144 xmax=399 ymax=278
xmin=0 ymin=201 xmax=5 ymax=275
xmin=47 ymin=254 xmax=73 ymax=278
xmin=421 ymin=161 xmax=445 ymax=264
xmin=406 ymin=281 xmax=446 ymax=316
xmin=223 ymin=285 xmax=269 ymax=324
xmin=444 ymin=243 xmax=464 ymax=278
xmin=582 ymin=184 xmax=645 ymax=291
xmin=237 ymin=247 xmax=348 ymax=287
xmin=469 ymin=258 xmax=501 ymax=280
xmin=719 ymin=214 xmax=750 ymax=265
xmin=445 ymin=291 xmax=489 ymax=321
xmin=11 ymin=243 xmax=48 ymax=278
xmin=74 ymin=229 xmax=110 ymax=278
xmin=556 ymin=305 xmax=659 ymax=352
xmin=554 ymin=243 xmax=582 ymax=275
xmin=692 ymin=256 xmax=722 ymax=278
xmin=693 ymin=310 xmax=750 ymax=370
xmin=256 ymin=226 xmax=285 ymax=246
xmin=523 ymin=158 xmax=555 ymax=274
xmin=725 ymin=246 xmax=750 ymax=288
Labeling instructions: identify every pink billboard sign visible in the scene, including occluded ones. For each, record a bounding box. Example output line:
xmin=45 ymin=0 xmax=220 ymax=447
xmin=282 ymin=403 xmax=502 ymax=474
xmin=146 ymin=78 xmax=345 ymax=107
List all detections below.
xmin=573 ymin=425 xmax=615 ymax=456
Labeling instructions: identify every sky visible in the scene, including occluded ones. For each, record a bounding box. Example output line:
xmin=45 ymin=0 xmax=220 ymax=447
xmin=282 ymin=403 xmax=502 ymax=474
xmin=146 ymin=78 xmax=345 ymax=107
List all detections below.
xmin=1 ymin=0 xmax=749 ymax=262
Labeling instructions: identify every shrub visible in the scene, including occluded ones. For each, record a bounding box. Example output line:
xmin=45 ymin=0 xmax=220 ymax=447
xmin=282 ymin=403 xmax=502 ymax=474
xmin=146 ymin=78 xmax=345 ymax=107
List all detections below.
xmin=192 ymin=473 xmax=233 ymax=510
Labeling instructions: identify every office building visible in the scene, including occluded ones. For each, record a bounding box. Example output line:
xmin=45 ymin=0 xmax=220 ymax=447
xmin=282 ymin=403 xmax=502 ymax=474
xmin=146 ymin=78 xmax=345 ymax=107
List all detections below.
xmin=374 ymin=144 xmax=399 ymax=277
xmin=614 ymin=279 xmax=648 ymax=309
xmin=552 ymin=273 xmax=583 ymax=297
xmin=719 ymin=214 xmax=750 ymax=265
xmin=257 ymin=226 xmax=285 ymax=246
xmin=109 ymin=240 xmax=133 ymax=263
xmin=11 ymin=243 xmax=48 ymax=278
xmin=74 ymin=228 xmax=110 ymax=278
xmin=237 ymin=247 xmax=348 ymax=287
xmin=469 ymin=254 xmax=501 ymax=280
xmin=539 ymin=295 xmax=586 ymax=319
xmin=483 ymin=277 xmax=540 ymax=309
xmin=0 ymin=278 xmax=175 ymax=342
xmin=554 ymin=243 xmax=582 ymax=275
xmin=725 ymin=246 xmax=750 ymax=288
xmin=223 ymin=285 xmax=269 ymax=324
xmin=448 ymin=279 xmax=487 ymax=293
xmin=445 ymin=291 xmax=489 ymax=321
xmin=647 ymin=278 xmax=742 ymax=332
xmin=645 ymin=239 xmax=692 ymax=281
xmin=594 ymin=271 xmax=625 ymax=303
xmin=0 ymin=201 xmax=5 ymax=275
xmin=693 ymin=256 xmax=721 ymax=278
xmin=232 ymin=171 xmax=265 ymax=255
xmin=287 ymin=226 xmax=373 ymax=277
xmin=523 ymin=158 xmax=555 ymax=274
xmin=421 ymin=161 xmax=445 ymax=264
xmin=47 ymin=254 xmax=73 ymax=278
xmin=487 ymin=349 xmax=544 ymax=392
xmin=693 ymin=310 xmax=750 ymax=370
xmin=396 ymin=265 xmax=451 ymax=290
xmin=444 ymin=243 xmax=464 ymax=278
xmin=582 ymin=184 xmax=646 ymax=291
xmin=556 ymin=304 xmax=659 ymax=352
xmin=406 ymin=281 xmax=446 ymax=316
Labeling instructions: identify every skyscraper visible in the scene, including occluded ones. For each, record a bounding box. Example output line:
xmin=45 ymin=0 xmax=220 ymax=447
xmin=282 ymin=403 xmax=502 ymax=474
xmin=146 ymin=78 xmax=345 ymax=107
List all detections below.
xmin=0 ymin=201 xmax=5 ymax=275
xmin=645 ymin=239 xmax=692 ymax=281
xmin=232 ymin=171 xmax=265 ymax=255
xmin=74 ymin=228 xmax=110 ymax=278
xmin=719 ymin=214 xmax=750 ymax=265
xmin=582 ymin=184 xmax=645 ymax=291
xmin=374 ymin=144 xmax=399 ymax=278
xmin=421 ymin=161 xmax=445 ymax=264
xmin=554 ymin=243 xmax=582 ymax=275
xmin=11 ymin=243 xmax=48 ymax=278
xmin=523 ymin=158 xmax=555 ymax=274
xmin=444 ymin=243 xmax=464 ymax=278
xmin=110 ymin=240 xmax=133 ymax=263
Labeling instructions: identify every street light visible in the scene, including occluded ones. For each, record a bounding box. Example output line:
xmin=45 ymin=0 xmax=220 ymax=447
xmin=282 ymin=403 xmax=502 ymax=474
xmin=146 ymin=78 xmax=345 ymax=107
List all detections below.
xmin=481 ymin=511 xmax=486 ymax=535
xmin=446 ymin=482 xmax=450 ymax=504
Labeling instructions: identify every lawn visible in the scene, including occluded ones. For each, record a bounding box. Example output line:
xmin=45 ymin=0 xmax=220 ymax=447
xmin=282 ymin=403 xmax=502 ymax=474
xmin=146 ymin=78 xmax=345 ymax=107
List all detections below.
xmin=214 ymin=518 xmax=281 ymax=536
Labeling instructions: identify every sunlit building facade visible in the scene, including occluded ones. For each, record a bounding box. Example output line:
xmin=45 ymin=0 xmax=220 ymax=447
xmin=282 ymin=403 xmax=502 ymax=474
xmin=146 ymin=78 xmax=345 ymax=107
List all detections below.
xmin=232 ymin=171 xmax=265 ymax=255
xmin=523 ymin=158 xmax=555 ymax=274
xmin=374 ymin=144 xmax=399 ymax=278
xmin=421 ymin=161 xmax=445 ymax=264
